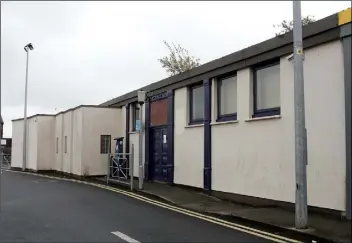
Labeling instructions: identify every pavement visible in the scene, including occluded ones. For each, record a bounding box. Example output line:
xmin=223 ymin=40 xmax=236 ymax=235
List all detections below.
xmin=137 ymin=180 xmax=351 ymax=243
xmin=1 ymin=171 xmax=300 ymax=243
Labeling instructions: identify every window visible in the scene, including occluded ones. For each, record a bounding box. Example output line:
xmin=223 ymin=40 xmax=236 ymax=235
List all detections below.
xmin=64 ymin=136 xmax=67 ymax=153
xmin=132 ymin=103 xmax=140 ymax=131
xmin=253 ymin=61 xmax=280 ymax=117
xmin=56 ymin=137 xmax=59 ymax=154
xmin=217 ymin=73 xmax=237 ymax=121
xmin=189 ymin=83 xmax=204 ymax=124
xmin=100 ymin=135 xmax=111 ymax=154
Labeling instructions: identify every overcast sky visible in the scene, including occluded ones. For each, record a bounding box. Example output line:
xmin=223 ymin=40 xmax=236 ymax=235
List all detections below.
xmin=1 ymin=1 xmax=351 ymax=137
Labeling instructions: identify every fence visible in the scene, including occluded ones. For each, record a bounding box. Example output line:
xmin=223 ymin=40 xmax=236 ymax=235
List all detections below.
xmin=1 ymin=153 xmax=11 ymax=171
xmin=107 ymin=144 xmax=134 ymax=191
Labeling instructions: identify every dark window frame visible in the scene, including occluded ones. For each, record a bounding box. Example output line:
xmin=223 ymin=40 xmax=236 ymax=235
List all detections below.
xmin=253 ymin=60 xmax=281 ymax=118
xmin=217 ymin=71 xmax=238 ymax=122
xmin=64 ymin=136 xmax=67 ymax=153
xmin=100 ymin=135 xmax=111 ymax=154
xmin=56 ymin=137 xmax=59 ymax=154
xmin=132 ymin=103 xmax=140 ymax=132
xmin=189 ymin=82 xmax=204 ymax=125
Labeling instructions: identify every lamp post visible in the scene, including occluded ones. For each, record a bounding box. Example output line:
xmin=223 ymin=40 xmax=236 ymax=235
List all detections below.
xmin=137 ymin=90 xmax=146 ymax=189
xmin=22 ymin=43 xmax=34 ymax=172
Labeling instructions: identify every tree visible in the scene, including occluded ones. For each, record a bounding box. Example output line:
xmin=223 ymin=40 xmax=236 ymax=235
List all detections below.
xmin=273 ymin=15 xmax=316 ymax=36
xmin=158 ymin=41 xmax=201 ymax=76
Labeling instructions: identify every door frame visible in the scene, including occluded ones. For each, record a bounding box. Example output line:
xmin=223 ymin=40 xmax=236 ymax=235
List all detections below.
xmin=144 ymin=90 xmax=174 ymax=184
xmin=149 ymin=125 xmax=169 ymax=182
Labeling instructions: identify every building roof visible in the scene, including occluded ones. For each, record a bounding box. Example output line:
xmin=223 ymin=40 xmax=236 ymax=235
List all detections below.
xmin=11 ymin=105 xmax=119 ymax=122
xmin=100 ymin=9 xmax=350 ymax=108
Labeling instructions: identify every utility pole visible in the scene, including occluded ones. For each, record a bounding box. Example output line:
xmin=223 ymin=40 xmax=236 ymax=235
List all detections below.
xmin=293 ymin=1 xmax=308 ymax=229
xmin=137 ymin=91 xmax=146 ymax=190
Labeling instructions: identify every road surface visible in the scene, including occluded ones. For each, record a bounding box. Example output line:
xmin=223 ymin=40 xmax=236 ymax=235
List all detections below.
xmin=0 ymin=171 xmax=295 ymax=242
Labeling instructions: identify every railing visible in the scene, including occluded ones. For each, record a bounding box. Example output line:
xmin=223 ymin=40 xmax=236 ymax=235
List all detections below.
xmin=1 ymin=153 xmax=11 ymax=171
xmin=107 ymin=144 xmax=134 ymax=191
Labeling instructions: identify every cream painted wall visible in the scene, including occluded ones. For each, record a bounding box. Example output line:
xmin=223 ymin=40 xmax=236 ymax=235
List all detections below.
xmin=11 ymin=120 xmax=24 ymax=168
xmin=62 ymin=111 xmax=72 ymax=174
xmin=11 ymin=107 xmax=122 ymax=176
xmin=36 ymin=116 xmax=55 ymax=170
xmin=211 ymin=40 xmax=346 ymax=211
xmin=129 ymin=132 xmax=139 ymax=177
xmin=121 ymin=106 xmax=126 ymax=153
xmin=174 ymin=87 xmax=204 ymax=188
xmin=54 ymin=114 xmax=63 ymax=171
xmin=11 ymin=116 xmax=55 ymax=171
xmin=71 ymin=109 xmax=83 ymax=175
xmin=304 ymin=41 xmax=346 ymax=211
xmin=27 ymin=117 xmax=38 ymax=171
xmin=211 ymin=62 xmax=295 ymax=204
xmin=81 ymin=107 xmax=122 ymax=176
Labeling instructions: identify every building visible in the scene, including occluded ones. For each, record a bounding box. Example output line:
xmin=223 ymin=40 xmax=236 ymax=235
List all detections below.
xmin=11 ymin=9 xmax=351 ymax=219
xmin=1 ymin=115 xmax=12 ymax=155
xmin=1 ymin=115 xmax=3 ymax=139
xmin=1 ymin=138 xmax=12 ymax=155
xmin=11 ymin=106 xmax=121 ymax=175
xmin=100 ymin=9 xmax=351 ymax=218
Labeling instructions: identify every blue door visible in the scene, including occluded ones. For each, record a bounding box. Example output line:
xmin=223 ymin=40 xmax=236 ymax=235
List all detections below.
xmin=151 ymin=127 xmax=170 ymax=182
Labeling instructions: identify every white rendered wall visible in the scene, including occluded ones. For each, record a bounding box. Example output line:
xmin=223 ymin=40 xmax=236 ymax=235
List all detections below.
xmin=210 ymin=40 xmax=346 ymax=211
xmin=81 ymin=107 xmax=122 ymax=176
xmin=36 ymin=116 xmax=55 ymax=170
xmin=174 ymin=87 xmax=204 ymax=188
xmin=11 ymin=120 xmax=24 ymax=169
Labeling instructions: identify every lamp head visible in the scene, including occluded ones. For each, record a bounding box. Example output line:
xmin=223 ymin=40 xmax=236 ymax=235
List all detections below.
xmin=137 ymin=90 xmax=146 ymax=105
xmin=24 ymin=43 xmax=34 ymax=52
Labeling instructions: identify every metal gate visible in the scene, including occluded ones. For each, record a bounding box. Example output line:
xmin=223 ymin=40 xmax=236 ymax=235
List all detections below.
xmin=1 ymin=153 xmax=11 ymax=172
xmin=107 ymin=144 xmax=135 ymax=190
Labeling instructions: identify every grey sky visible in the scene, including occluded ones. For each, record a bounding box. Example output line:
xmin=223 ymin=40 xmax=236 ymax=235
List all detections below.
xmin=1 ymin=1 xmax=351 ymax=137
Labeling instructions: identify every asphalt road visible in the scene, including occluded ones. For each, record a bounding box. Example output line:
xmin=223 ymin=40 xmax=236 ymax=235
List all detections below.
xmin=1 ymin=171 xmax=285 ymax=242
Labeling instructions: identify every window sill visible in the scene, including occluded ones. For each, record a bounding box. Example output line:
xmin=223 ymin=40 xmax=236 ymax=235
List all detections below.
xmin=129 ymin=131 xmax=140 ymax=134
xmin=211 ymin=120 xmax=238 ymax=126
xmin=245 ymin=115 xmax=281 ymax=122
xmin=217 ymin=114 xmax=237 ymax=122
xmin=185 ymin=124 xmax=204 ymax=129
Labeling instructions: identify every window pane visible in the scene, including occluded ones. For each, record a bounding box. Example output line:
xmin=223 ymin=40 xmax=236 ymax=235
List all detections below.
xmin=219 ymin=76 xmax=237 ymax=115
xmin=135 ymin=107 xmax=140 ymax=120
xmin=100 ymin=135 xmax=111 ymax=154
xmin=256 ymin=64 xmax=280 ymax=110
xmin=132 ymin=105 xmax=140 ymax=131
xmin=192 ymin=86 xmax=204 ymax=120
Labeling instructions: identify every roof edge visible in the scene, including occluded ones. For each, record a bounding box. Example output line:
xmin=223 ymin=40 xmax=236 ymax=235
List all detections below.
xmin=100 ymin=12 xmax=340 ymax=107
xmin=12 ymin=105 xmax=120 ymax=122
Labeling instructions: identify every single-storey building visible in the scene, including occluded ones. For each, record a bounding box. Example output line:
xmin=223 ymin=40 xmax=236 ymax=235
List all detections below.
xmin=1 ymin=115 xmax=4 ymax=139
xmin=11 ymin=9 xmax=351 ymax=219
xmin=100 ymin=9 xmax=351 ymax=218
xmin=11 ymin=106 xmax=122 ymax=175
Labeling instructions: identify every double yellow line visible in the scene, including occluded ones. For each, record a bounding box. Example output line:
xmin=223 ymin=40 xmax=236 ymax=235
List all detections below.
xmin=7 ymin=170 xmax=302 ymax=243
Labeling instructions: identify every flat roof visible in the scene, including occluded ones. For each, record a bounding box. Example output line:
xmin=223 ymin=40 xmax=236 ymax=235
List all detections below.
xmin=100 ymin=10 xmax=349 ymax=108
xmin=11 ymin=105 xmax=119 ymax=122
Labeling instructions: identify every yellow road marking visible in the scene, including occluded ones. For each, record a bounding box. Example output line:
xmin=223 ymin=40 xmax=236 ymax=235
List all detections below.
xmin=6 ymin=170 xmax=302 ymax=243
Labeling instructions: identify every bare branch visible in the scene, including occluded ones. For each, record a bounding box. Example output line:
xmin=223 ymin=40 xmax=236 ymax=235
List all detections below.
xmin=274 ymin=15 xmax=315 ymax=36
xmin=158 ymin=40 xmax=201 ymax=76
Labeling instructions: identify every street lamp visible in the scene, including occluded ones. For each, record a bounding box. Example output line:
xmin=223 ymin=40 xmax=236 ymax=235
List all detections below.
xmin=137 ymin=90 xmax=146 ymax=189
xmin=22 ymin=43 xmax=34 ymax=171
